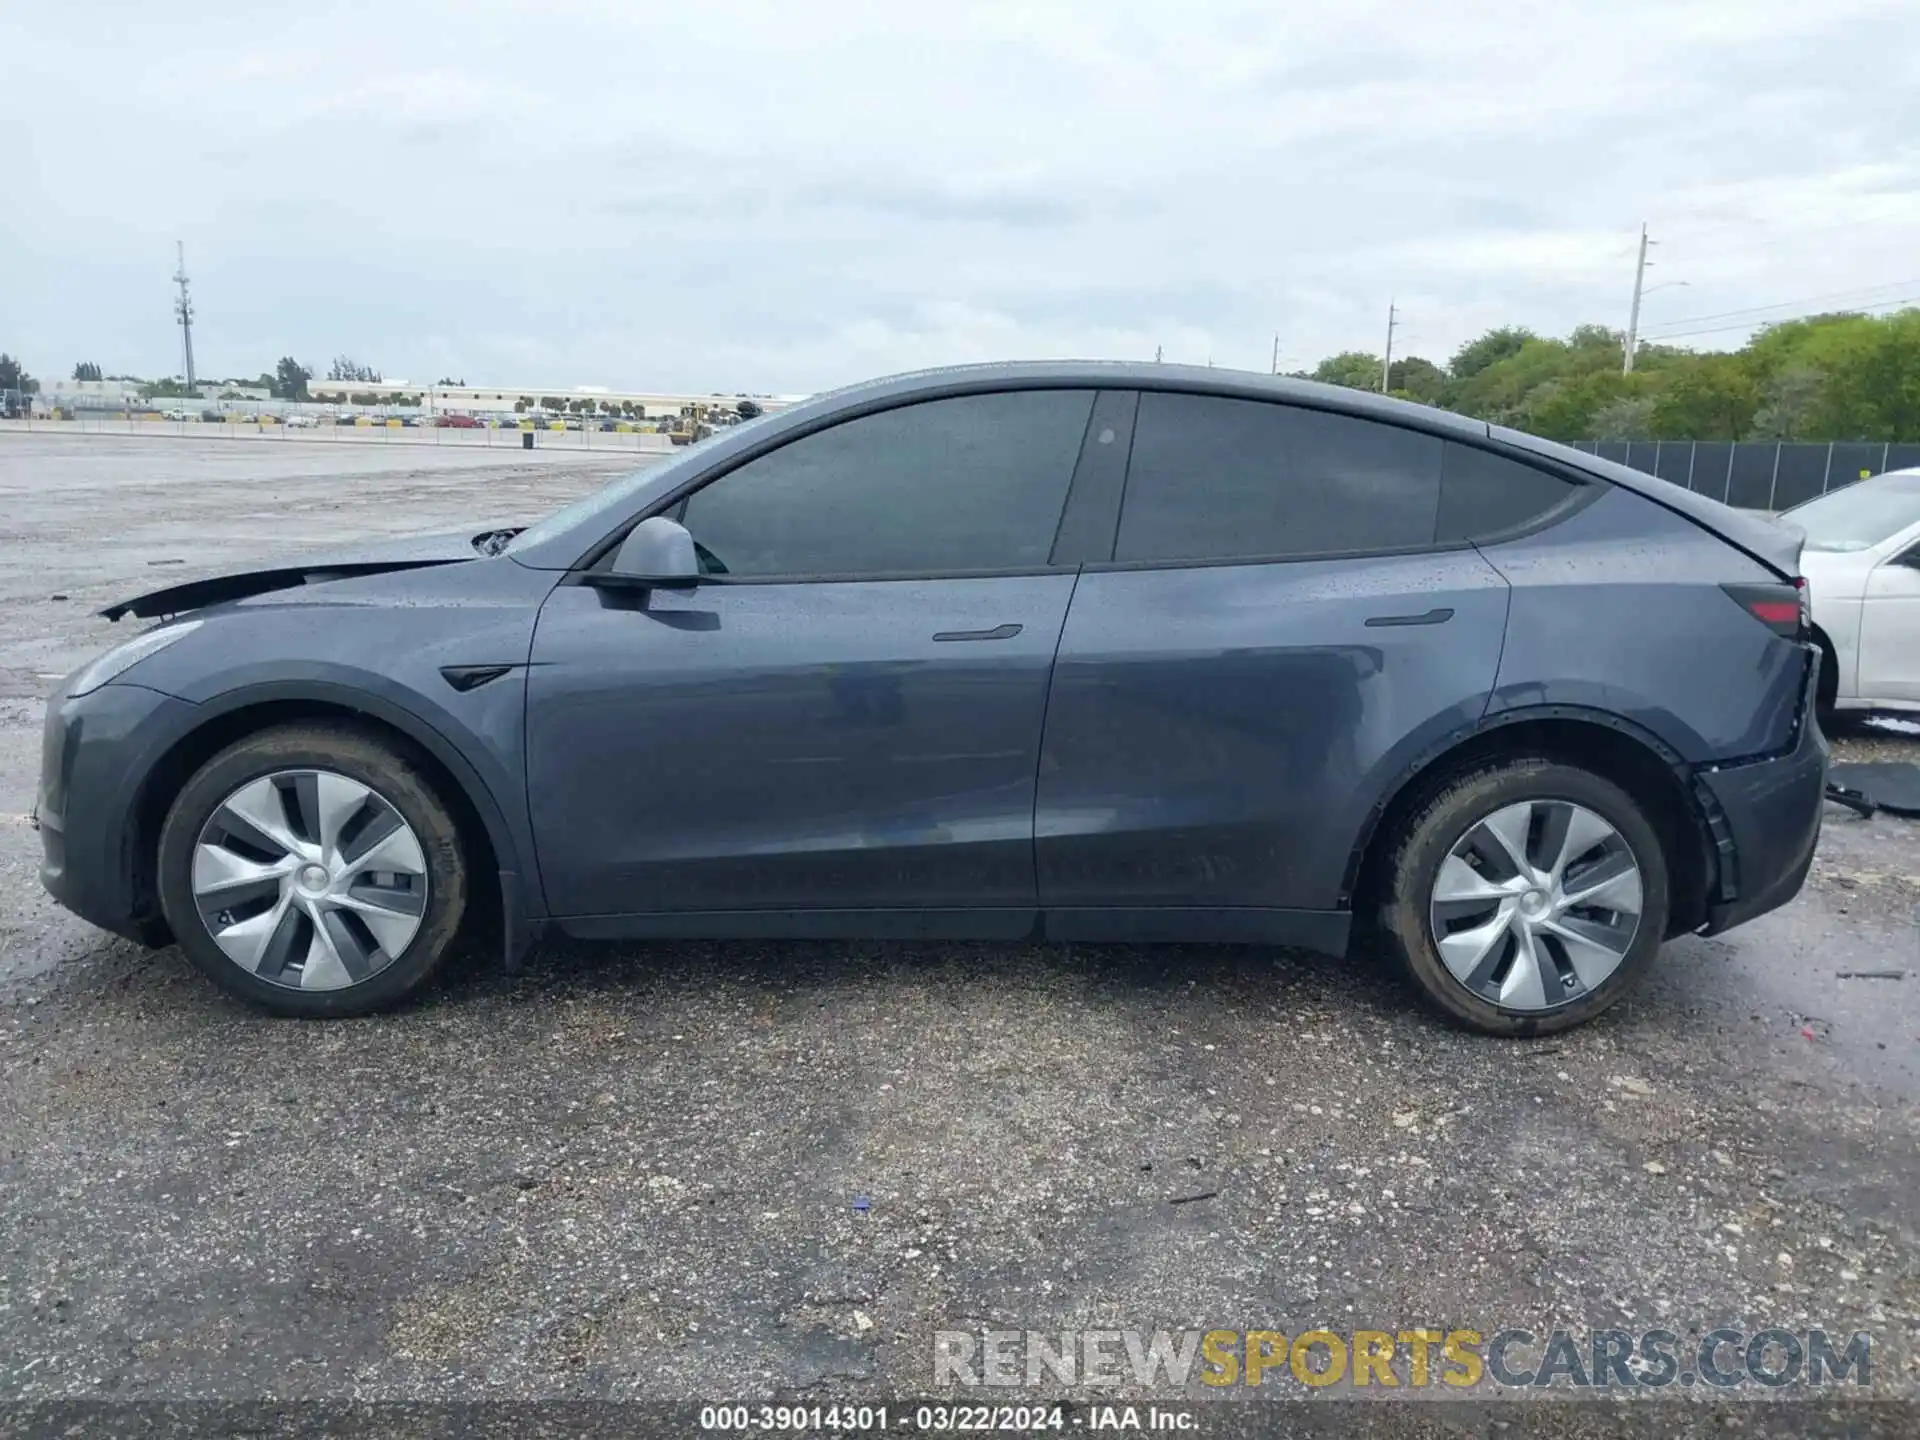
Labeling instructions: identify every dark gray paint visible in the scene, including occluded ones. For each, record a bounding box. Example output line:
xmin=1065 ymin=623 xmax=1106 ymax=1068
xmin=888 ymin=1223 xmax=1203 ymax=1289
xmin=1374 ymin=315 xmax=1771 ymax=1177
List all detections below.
xmin=1479 ymin=485 xmax=1804 ymax=761
xmin=525 ymin=574 xmax=1076 ymax=918
xmin=38 ymin=362 xmax=1828 ymax=971
xmin=55 ymin=558 xmax=559 ymax=931
xmin=1036 ymin=549 xmax=1510 ymax=913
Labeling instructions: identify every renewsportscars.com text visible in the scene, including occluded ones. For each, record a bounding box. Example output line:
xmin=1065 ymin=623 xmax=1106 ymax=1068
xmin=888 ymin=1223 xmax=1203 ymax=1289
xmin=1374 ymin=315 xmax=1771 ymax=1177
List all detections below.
xmin=934 ymin=1327 xmax=1873 ymax=1390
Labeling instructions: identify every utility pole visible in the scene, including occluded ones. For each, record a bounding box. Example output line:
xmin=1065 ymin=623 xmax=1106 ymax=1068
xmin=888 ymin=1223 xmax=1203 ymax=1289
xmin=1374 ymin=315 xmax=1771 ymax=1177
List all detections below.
xmin=1381 ymin=300 xmax=1398 ymax=394
xmin=1153 ymin=344 xmax=1163 ymax=363
xmin=1271 ymin=334 xmax=1280 ymax=375
xmin=1623 ymin=223 xmax=1651 ymax=374
xmin=173 ymin=242 xmax=197 ymax=396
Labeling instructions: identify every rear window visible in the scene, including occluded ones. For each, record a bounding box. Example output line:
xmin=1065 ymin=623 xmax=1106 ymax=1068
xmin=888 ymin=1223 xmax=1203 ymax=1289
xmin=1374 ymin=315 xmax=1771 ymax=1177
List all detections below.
xmin=1436 ymin=444 xmax=1577 ymax=542
xmin=1115 ymin=393 xmax=1443 ymax=563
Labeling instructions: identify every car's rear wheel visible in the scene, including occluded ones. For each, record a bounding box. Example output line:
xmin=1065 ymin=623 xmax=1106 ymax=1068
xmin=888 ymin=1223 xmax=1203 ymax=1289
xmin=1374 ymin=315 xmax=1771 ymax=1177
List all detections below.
xmin=157 ymin=725 xmax=467 ymax=1017
xmin=1378 ymin=759 xmax=1669 ymax=1036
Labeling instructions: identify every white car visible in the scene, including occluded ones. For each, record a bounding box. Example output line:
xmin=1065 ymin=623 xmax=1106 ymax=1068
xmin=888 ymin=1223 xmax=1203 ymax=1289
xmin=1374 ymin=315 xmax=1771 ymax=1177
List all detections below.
xmin=1786 ymin=468 xmax=1920 ymax=726
xmin=284 ymin=413 xmax=318 ymax=428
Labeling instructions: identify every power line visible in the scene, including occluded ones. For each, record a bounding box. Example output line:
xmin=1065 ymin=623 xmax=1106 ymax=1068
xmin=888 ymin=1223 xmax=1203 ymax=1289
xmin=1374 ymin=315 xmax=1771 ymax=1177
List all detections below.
xmin=1638 ymin=278 xmax=1920 ymax=335
xmin=1656 ymin=198 xmax=1920 ymax=254
xmin=1647 ymin=294 xmax=1920 ymax=342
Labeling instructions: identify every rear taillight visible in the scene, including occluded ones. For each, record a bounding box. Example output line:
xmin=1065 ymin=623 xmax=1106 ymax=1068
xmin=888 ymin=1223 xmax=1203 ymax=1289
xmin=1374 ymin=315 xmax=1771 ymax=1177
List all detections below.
xmin=1723 ymin=581 xmax=1806 ymax=640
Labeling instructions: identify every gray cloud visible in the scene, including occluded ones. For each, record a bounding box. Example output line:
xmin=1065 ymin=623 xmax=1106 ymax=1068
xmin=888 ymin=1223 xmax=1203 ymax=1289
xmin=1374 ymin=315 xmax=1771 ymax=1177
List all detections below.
xmin=5 ymin=0 xmax=1919 ymax=393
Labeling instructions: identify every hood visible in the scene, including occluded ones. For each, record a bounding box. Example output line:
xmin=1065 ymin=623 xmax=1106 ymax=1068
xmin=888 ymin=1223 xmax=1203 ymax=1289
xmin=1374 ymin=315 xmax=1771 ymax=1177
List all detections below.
xmin=99 ymin=526 xmax=521 ymax=622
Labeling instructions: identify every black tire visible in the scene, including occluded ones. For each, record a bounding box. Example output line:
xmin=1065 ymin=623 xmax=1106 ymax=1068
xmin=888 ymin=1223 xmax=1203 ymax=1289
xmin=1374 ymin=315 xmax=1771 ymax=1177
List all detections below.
xmin=1377 ymin=758 xmax=1670 ymax=1037
xmin=157 ymin=724 xmax=467 ymax=1017
xmin=1814 ymin=635 xmax=1840 ymax=736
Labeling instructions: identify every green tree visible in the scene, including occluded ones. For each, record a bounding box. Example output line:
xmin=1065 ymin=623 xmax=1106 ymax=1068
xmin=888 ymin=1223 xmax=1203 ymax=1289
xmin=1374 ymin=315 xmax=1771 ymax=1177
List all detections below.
xmin=328 ymin=357 xmax=382 ymax=383
xmin=1591 ymin=397 xmax=1656 ymax=442
xmin=275 ymin=357 xmax=312 ymax=401
xmin=1448 ymin=327 xmax=1532 ymax=382
xmin=1799 ymin=310 xmax=1920 ymax=440
xmin=1311 ymin=351 xmax=1383 ymax=391
xmin=1749 ymin=365 xmax=1824 ymax=441
xmin=1648 ymin=353 xmax=1759 ymax=439
xmin=736 ymin=399 xmax=764 ymax=420
xmin=1386 ymin=357 xmax=1447 ymax=406
xmin=540 ymin=396 xmax=567 ymax=412
xmin=513 ymin=398 xmax=528 ymax=414
xmin=72 ymin=361 xmax=103 ymax=382
xmin=1524 ymin=370 xmax=1641 ymax=440
xmin=0 ymin=353 xmax=33 ymax=393
xmin=1567 ymin=323 xmax=1625 ymax=356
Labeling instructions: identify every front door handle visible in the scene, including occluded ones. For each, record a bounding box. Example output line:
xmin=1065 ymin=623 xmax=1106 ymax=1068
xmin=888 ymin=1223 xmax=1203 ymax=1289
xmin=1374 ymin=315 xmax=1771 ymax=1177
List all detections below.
xmin=932 ymin=623 xmax=1023 ymax=642
xmin=1364 ymin=607 xmax=1454 ymax=628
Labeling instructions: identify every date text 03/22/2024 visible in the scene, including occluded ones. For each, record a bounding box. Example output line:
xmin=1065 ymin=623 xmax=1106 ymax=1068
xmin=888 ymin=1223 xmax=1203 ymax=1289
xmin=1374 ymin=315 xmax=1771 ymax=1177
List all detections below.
xmin=697 ymin=1404 xmax=1195 ymax=1432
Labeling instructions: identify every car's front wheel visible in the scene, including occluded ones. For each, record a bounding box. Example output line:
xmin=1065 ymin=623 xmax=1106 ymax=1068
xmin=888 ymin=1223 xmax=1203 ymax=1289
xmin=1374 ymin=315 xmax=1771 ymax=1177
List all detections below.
xmin=157 ymin=725 xmax=467 ymax=1017
xmin=1378 ymin=759 xmax=1670 ymax=1036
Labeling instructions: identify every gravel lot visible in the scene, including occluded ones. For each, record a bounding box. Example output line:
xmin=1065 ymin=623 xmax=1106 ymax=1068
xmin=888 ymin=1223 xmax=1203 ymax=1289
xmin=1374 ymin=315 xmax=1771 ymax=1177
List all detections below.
xmin=0 ymin=432 xmax=1915 ymax=1433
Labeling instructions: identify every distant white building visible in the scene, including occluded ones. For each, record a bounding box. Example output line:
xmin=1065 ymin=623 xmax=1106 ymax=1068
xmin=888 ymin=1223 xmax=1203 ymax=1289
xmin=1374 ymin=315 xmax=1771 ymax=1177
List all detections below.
xmin=300 ymin=378 xmax=794 ymax=420
xmin=37 ymin=378 xmax=144 ymax=410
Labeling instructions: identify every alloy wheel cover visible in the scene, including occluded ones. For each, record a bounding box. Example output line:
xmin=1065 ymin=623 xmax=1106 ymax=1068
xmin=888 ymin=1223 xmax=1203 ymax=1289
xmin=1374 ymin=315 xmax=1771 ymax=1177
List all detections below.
xmin=1427 ymin=798 xmax=1643 ymax=1012
xmin=190 ymin=769 xmax=429 ymax=990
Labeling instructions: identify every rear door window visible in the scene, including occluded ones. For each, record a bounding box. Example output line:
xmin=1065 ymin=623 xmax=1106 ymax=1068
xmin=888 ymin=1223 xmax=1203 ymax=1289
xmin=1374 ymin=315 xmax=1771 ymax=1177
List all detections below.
xmin=1113 ymin=393 xmax=1444 ymax=563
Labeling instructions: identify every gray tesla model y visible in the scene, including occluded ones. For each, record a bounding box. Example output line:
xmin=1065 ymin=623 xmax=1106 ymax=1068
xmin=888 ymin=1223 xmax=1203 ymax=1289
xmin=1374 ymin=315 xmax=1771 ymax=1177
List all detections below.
xmin=36 ymin=363 xmax=1827 ymax=1032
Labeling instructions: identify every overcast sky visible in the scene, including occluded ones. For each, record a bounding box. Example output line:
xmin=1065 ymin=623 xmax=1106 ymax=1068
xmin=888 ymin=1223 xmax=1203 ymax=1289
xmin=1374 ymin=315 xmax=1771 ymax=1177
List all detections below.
xmin=5 ymin=0 xmax=1919 ymax=394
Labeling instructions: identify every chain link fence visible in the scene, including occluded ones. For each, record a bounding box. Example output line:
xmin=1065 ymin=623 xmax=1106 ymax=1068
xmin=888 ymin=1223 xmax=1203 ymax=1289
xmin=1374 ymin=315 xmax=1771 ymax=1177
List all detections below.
xmin=1570 ymin=440 xmax=1920 ymax=512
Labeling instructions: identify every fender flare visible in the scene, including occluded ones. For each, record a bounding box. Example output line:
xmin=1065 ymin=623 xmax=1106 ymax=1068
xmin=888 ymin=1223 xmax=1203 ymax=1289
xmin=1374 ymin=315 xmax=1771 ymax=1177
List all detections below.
xmin=1340 ymin=701 xmax=1703 ymax=904
xmin=172 ymin=679 xmax=544 ymax=962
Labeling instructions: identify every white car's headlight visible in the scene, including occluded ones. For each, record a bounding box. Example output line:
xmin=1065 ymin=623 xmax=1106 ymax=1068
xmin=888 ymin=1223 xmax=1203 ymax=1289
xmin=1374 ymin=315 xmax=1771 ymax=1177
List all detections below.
xmin=66 ymin=620 xmax=202 ymax=697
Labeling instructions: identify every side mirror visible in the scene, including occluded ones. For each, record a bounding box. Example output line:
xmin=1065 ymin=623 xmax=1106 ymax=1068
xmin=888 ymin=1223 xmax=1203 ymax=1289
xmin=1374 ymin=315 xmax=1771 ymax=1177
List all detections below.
xmin=602 ymin=516 xmax=700 ymax=589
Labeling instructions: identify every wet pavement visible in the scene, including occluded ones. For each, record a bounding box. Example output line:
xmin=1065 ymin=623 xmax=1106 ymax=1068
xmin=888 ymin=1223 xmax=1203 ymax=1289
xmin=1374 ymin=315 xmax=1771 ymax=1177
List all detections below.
xmin=0 ymin=432 xmax=1915 ymax=1427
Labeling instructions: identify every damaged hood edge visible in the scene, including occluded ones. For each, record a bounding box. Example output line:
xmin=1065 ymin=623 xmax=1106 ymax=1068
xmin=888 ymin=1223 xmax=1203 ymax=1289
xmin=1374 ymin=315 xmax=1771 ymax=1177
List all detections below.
xmin=98 ymin=528 xmax=518 ymax=622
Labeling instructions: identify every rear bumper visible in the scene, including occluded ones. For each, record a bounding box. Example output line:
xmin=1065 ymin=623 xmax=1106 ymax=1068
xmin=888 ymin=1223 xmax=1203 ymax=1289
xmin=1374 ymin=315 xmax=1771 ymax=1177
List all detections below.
xmin=1695 ymin=653 xmax=1828 ymax=936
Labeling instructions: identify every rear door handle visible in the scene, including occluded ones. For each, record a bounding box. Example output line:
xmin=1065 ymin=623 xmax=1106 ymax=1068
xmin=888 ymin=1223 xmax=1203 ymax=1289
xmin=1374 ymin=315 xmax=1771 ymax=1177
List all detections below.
xmin=932 ymin=623 xmax=1023 ymax=642
xmin=1364 ymin=607 xmax=1454 ymax=628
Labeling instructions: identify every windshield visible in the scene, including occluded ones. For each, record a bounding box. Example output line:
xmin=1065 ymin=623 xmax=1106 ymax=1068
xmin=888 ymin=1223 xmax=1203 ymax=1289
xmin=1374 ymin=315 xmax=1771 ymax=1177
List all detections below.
xmin=504 ymin=461 xmax=681 ymax=555
xmin=1783 ymin=473 xmax=1920 ymax=552
xmin=505 ymin=418 xmax=772 ymax=556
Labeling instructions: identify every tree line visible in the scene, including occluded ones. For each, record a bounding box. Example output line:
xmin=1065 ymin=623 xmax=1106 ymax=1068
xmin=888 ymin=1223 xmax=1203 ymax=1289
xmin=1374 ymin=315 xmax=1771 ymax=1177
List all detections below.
xmin=1302 ymin=308 xmax=1920 ymax=443
xmin=9 ymin=306 xmax=1916 ymax=439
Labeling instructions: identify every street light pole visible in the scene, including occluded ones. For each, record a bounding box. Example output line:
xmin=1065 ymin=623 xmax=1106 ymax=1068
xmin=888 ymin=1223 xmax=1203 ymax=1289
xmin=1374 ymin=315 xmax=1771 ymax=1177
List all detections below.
xmin=1623 ymin=224 xmax=1652 ymax=374
xmin=1381 ymin=300 xmax=1398 ymax=394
